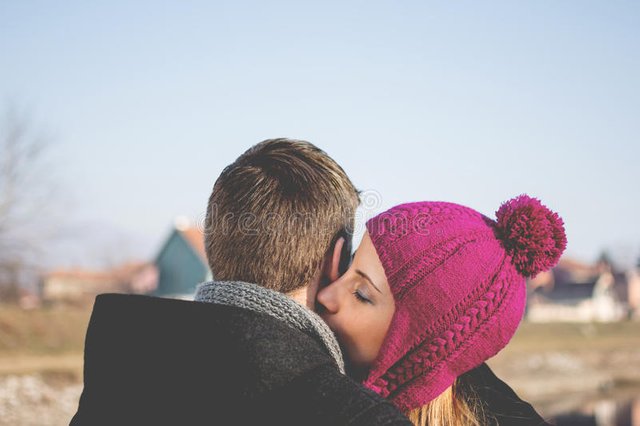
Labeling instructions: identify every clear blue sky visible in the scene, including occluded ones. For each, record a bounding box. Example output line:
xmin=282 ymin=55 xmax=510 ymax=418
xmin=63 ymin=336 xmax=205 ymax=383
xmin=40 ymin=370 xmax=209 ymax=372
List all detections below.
xmin=1 ymin=1 xmax=638 ymax=268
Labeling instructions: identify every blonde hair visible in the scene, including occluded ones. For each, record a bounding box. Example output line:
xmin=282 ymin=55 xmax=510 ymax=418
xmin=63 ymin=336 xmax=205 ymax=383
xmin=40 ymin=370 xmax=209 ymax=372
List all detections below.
xmin=406 ymin=376 xmax=487 ymax=426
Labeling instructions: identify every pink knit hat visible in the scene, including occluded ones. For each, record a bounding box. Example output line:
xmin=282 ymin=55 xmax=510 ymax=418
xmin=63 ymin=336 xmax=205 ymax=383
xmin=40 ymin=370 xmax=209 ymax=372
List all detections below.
xmin=363 ymin=194 xmax=567 ymax=411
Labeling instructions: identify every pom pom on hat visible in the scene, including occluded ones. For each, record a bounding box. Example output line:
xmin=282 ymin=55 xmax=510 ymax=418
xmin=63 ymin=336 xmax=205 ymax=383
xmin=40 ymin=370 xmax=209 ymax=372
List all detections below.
xmin=495 ymin=194 xmax=567 ymax=278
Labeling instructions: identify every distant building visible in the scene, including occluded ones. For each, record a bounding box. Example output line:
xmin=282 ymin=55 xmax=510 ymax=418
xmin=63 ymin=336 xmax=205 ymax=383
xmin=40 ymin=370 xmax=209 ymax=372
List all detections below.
xmin=42 ymin=262 xmax=158 ymax=306
xmin=153 ymin=218 xmax=211 ymax=299
xmin=527 ymin=258 xmax=629 ymax=322
xmin=628 ymin=267 xmax=640 ymax=319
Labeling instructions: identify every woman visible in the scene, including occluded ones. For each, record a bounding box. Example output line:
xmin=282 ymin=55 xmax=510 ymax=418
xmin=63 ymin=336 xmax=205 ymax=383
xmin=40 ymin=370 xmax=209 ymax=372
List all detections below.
xmin=317 ymin=194 xmax=566 ymax=425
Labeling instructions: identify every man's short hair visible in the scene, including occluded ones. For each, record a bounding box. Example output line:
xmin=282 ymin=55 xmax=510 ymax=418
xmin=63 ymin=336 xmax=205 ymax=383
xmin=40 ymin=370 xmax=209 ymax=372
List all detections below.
xmin=204 ymin=138 xmax=360 ymax=293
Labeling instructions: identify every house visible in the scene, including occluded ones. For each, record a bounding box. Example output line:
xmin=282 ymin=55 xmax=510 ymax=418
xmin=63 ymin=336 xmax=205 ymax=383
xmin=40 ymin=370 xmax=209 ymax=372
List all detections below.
xmin=527 ymin=257 xmax=629 ymax=322
xmin=41 ymin=216 xmax=211 ymax=304
xmin=627 ymin=264 xmax=640 ymax=319
xmin=153 ymin=218 xmax=211 ymax=299
xmin=41 ymin=261 xmax=158 ymax=306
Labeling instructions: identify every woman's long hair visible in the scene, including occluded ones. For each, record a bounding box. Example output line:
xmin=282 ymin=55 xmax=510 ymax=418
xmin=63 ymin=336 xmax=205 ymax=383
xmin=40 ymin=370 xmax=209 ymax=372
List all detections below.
xmin=406 ymin=375 xmax=489 ymax=426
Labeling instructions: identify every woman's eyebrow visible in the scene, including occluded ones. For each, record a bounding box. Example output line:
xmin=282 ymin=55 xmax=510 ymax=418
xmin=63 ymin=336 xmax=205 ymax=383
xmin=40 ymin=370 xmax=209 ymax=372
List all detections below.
xmin=355 ymin=269 xmax=382 ymax=293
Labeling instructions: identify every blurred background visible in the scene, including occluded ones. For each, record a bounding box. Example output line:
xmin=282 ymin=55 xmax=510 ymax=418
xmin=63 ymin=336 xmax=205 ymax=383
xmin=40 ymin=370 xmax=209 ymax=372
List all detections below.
xmin=1 ymin=1 xmax=638 ymax=424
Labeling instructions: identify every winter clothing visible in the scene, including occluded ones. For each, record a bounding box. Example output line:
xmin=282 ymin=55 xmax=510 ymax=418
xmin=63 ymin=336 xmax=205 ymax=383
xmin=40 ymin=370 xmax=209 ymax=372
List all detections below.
xmin=195 ymin=280 xmax=344 ymax=373
xmin=363 ymin=195 xmax=566 ymax=411
xmin=70 ymin=293 xmax=411 ymax=426
xmin=464 ymin=363 xmax=551 ymax=425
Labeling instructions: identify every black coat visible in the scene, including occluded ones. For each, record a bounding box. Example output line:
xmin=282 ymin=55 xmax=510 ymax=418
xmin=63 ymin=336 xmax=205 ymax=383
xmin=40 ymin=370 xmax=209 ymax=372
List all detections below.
xmin=463 ymin=363 xmax=550 ymax=425
xmin=69 ymin=294 xmax=411 ymax=426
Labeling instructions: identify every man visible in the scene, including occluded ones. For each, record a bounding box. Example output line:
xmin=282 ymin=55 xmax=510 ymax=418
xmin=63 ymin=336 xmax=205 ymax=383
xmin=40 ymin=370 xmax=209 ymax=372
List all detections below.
xmin=70 ymin=139 xmax=412 ymax=425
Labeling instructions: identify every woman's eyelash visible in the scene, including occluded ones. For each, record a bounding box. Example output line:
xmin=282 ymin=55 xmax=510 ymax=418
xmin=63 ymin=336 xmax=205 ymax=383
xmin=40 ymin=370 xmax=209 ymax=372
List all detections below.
xmin=353 ymin=290 xmax=372 ymax=304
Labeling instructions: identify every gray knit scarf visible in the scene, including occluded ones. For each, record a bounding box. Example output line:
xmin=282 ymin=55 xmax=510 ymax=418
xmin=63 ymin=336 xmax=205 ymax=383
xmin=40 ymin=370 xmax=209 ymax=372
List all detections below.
xmin=195 ymin=280 xmax=345 ymax=374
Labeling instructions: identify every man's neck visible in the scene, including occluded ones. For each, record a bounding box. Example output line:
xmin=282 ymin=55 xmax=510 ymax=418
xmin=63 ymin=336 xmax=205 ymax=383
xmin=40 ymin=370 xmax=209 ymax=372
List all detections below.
xmin=286 ymin=286 xmax=314 ymax=310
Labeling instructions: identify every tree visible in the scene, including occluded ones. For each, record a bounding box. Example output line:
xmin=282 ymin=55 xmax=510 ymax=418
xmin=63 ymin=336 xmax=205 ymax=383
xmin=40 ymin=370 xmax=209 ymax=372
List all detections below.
xmin=0 ymin=103 xmax=55 ymax=302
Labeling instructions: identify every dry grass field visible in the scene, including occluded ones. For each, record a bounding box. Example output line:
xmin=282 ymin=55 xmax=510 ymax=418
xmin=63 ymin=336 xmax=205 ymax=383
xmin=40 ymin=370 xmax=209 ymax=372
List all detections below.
xmin=0 ymin=305 xmax=91 ymax=354
xmin=0 ymin=305 xmax=92 ymax=425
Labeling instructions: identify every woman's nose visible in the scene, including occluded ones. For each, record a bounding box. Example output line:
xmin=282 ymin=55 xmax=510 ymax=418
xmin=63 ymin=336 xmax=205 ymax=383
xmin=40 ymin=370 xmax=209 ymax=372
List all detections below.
xmin=316 ymin=281 xmax=341 ymax=314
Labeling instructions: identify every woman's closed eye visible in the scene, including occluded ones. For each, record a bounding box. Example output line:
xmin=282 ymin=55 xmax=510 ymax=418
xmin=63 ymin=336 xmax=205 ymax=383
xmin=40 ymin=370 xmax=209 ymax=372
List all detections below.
xmin=353 ymin=289 xmax=373 ymax=304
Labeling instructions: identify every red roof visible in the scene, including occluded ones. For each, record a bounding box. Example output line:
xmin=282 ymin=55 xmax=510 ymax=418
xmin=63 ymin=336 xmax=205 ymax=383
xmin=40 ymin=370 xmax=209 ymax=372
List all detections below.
xmin=557 ymin=257 xmax=596 ymax=273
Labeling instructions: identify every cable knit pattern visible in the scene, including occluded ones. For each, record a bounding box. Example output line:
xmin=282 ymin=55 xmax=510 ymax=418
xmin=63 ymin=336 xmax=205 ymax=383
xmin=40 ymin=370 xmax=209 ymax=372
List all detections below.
xmin=390 ymin=234 xmax=491 ymax=301
xmin=367 ymin=263 xmax=511 ymax=399
xmin=195 ymin=280 xmax=345 ymax=374
xmin=376 ymin=254 xmax=509 ymax=382
xmin=363 ymin=196 xmax=566 ymax=412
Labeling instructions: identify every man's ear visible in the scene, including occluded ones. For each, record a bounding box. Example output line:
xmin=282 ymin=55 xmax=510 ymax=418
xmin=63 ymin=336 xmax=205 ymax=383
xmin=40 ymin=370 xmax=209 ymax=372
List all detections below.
xmin=323 ymin=236 xmax=346 ymax=283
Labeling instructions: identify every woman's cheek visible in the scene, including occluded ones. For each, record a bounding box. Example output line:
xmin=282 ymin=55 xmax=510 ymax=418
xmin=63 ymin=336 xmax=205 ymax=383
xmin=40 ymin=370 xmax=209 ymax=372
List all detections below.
xmin=353 ymin=322 xmax=375 ymax=363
